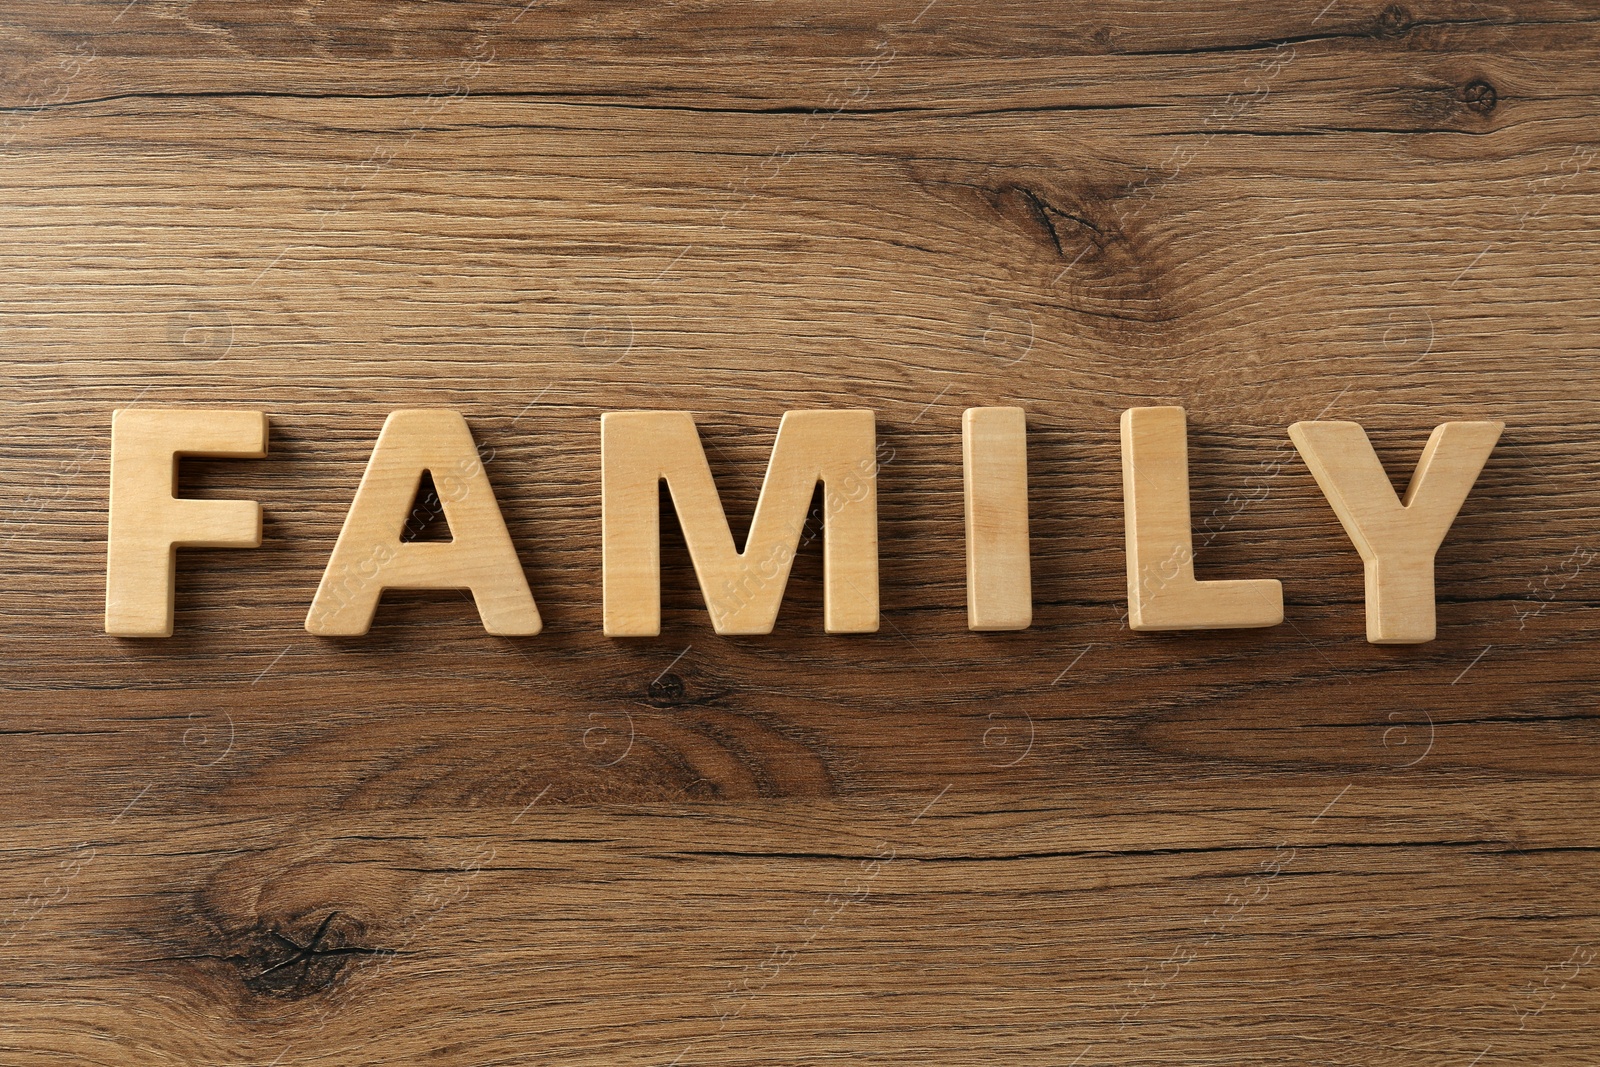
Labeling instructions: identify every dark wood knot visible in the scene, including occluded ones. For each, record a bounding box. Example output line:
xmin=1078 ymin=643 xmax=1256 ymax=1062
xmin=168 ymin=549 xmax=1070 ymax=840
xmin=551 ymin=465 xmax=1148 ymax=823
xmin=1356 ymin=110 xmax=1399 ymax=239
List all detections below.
xmin=649 ymin=672 xmax=687 ymax=704
xmin=1460 ymin=79 xmax=1497 ymax=114
xmin=1375 ymin=4 xmax=1412 ymax=38
xmin=246 ymin=910 xmax=393 ymax=999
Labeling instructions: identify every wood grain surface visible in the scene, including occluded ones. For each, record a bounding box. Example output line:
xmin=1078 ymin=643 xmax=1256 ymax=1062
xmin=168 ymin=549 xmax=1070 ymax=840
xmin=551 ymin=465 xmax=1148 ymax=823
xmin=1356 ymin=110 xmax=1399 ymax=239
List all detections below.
xmin=2 ymin=1 xmax=1599 ymax=1064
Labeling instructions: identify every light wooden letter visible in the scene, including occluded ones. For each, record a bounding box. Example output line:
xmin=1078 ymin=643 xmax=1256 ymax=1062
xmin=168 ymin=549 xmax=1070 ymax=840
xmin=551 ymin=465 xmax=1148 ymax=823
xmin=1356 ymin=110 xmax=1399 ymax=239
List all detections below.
xmin=306 ymin=410 xmax=539 ymax=637
xmin=602 ymin=410 xmax=878 ymax=636
xmin=1289 ymin=419 xmax=1503 ymax=644
xmin=106 ymin=408 xmax=268 ymax=637
xmin=1121 ymin=406 xmax=1283 ymax=631
xmin=963 ymin=407 xmax=1031 ymax=631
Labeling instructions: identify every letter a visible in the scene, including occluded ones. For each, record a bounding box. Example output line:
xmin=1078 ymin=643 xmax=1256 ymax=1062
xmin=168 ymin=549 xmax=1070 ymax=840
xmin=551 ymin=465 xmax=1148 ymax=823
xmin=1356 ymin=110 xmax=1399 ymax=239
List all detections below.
xmin=306 ymin=410 xmax=539 ymax=636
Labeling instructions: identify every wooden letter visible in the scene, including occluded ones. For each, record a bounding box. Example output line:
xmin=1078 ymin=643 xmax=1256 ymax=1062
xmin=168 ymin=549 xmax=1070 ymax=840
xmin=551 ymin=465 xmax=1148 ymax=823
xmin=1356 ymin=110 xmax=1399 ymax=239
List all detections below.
xmin=602 ymin=410 xmax=878 ymax=636
xmin=105 ymin=409 xmax=267 ymax=637
xmin=963 ymin=407 xmax=1031 ymax=630
xmin=1121 ymin=406 xmax=1283 ymax=630
xmin=1289 ymin=419 xmax=1503 ymax=644
xmin=306 ymin=410 xmax=539 ymax=637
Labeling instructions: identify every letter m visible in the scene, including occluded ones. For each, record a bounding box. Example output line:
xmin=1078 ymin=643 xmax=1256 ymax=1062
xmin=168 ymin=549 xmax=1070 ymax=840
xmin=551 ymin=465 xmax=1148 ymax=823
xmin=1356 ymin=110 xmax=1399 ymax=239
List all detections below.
xmin=601 ymin=410 xmax=878 ymax=636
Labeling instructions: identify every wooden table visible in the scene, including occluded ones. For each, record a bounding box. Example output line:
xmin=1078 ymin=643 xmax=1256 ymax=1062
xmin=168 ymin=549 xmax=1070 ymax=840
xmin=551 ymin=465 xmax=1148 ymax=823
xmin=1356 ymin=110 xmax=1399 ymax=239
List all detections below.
xmin=2 ymin=2 xmax=1597 ymax=1063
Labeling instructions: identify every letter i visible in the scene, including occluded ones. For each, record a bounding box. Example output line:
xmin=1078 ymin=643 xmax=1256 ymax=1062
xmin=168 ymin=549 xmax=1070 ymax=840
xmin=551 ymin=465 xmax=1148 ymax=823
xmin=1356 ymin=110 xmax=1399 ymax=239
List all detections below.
xmin=963 ymin=407 xmax=1032 ymax=630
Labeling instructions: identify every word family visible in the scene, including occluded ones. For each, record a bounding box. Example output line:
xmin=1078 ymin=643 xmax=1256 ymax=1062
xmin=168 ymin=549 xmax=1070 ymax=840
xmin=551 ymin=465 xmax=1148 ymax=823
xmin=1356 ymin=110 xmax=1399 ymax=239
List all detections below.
xmin=103 ymin=406 xmax=1502 ymax=645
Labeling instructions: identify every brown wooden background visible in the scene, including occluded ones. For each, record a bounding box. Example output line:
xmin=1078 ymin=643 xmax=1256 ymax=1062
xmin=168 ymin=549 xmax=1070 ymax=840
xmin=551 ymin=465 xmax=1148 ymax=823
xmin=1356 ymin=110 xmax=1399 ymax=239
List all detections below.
xmin=2 ymin=1 xmax=1598 ymax=1064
